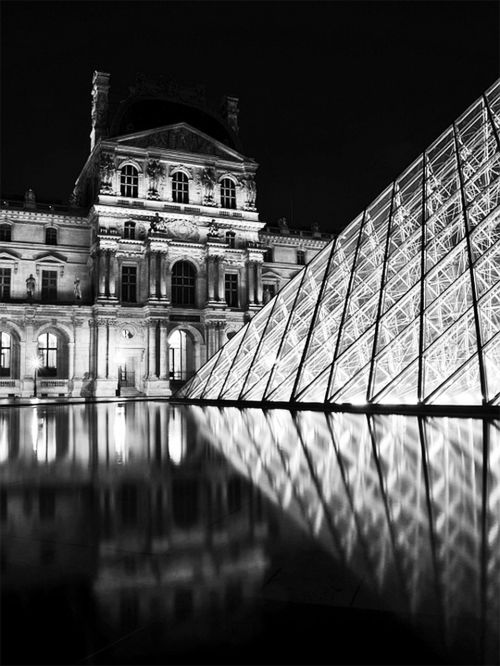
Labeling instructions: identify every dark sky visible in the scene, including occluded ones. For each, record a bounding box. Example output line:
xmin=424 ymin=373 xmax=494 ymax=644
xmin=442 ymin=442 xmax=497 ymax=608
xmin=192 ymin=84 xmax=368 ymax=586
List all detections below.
xmin=1 ymin=1 xmax=499 ymax=234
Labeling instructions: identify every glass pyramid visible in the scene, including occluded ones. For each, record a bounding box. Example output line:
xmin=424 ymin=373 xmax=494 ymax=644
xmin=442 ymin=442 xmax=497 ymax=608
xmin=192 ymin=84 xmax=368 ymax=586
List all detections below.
xmin=179 ymin=80 xmax=500 ymax=406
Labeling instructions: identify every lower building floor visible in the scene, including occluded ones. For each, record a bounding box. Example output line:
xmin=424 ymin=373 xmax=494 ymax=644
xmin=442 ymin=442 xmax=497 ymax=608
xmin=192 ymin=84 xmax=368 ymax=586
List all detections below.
xmin=0 ymin=302 xmax=251 ymax=397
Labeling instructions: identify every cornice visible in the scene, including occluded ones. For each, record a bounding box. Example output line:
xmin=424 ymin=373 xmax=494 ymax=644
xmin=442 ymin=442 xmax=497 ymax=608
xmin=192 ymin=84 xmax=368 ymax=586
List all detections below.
xmin=0 ymin=209 xmax=89 ymax=226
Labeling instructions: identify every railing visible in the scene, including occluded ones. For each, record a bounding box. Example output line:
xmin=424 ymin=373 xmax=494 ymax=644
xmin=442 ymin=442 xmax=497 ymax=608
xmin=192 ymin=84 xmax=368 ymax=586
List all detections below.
xmin=38 ymin=379 xmax=68 ymax=388
xmin=1 ymin=198 xmax=87 ymax=215
xmin=0 ymin=380 xmax=16 ymax=387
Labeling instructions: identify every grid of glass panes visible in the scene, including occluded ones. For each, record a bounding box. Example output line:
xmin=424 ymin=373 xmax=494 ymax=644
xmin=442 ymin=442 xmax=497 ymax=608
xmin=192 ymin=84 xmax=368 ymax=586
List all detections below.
xmin=38 ymin=333 xmax=57 ymax=376
xmin=172 ymin=172 xmax=189 ymax=203
xmin=225 ymin=274 xmax=239 ymax=307
xmin=121 ymin=266 xmax=137 ymax=303
xmin=0 ymin=225 xmax=11 ymax=242
xmin=179 ymin=79 xmax=500 ymax=407
xmin=220 ymin=178 xmax=236 ymax=209
xmin=0 ymin=269 xmax=11 ymax=300
xmin=0 ymin=332 xmax=11 ymax=376
xmin=172 ymin=262 xmax=196 ymax=306
xmin=120 ymin=165 xmax=139 ymax=198
xmin=41 ymin=271 xmax=57 ymax=301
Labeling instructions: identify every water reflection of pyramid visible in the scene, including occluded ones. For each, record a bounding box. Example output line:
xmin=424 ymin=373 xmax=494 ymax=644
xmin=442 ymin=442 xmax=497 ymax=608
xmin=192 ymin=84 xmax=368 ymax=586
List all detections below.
xmin=179 ymin=81 xmax=500 ymax=406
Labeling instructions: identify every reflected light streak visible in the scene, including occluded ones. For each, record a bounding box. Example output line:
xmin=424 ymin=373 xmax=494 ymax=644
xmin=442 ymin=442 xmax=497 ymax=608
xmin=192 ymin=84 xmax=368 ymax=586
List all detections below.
xmin=114 ymin=404 xmax=127 ymax=464
xmin=193 ymin=405 xmax=500 ymax=658
xmin=0 ymin=414 xmax=8 ymax=463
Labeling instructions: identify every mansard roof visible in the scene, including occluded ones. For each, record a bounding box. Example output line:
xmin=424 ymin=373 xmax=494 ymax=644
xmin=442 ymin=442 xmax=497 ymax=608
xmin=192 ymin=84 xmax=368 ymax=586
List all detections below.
xmin=110 ymin=95 xmax=242 ymax=152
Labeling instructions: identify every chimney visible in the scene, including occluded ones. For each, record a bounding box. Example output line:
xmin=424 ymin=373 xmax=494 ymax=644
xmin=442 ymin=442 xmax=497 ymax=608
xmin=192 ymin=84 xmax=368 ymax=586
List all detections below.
xmin=221 ymin=95 xmax=239 ymax=134
xmin=90 ymin=71 xmax=110 ymax=152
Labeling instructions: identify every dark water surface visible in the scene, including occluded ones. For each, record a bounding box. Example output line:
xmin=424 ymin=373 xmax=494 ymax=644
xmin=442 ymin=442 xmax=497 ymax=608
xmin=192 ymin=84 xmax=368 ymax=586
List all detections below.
xmin=1 ymin=402 xmax=498 ymax=665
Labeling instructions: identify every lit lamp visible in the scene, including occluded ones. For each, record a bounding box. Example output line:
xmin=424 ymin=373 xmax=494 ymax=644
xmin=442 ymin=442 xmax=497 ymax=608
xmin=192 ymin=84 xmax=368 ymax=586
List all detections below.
xmin=33 ymin=355 xmax=42 ymax=398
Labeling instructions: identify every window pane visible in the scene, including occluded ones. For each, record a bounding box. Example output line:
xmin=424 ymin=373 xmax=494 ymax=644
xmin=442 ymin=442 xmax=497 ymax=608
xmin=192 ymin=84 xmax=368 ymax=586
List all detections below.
xmin=0 ymin=269 xmax=11 ymax=299
xmin=171 ymin=262 xmax=196 ymax=306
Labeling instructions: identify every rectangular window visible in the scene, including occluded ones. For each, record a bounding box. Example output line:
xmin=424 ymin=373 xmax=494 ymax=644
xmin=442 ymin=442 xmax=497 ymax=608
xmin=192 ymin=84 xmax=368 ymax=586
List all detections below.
xmin=263 ymin=247 xmax=273 ymax=262
xmin=41 ymin=270 xmax=57 ymax=301
xmin=297 ymin=250 xmax=306 ymax=265
xmin=0 ymin=269 xmax=11 ymax=300
xmin=225 ymin=274 xmax=239 ymax=308
xmin=121 ymin=266 xmax=137 ymax=303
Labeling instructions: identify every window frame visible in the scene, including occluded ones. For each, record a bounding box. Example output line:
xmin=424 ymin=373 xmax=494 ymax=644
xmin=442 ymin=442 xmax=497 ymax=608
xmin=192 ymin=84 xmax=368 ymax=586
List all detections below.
xmin=0 ymin=268 xmax=11 ymax=300
xmin=45 ymin=227 xmax=57 ymax=245
xmin=0 ymin=225 xmax=12 ymax=243
xmin=171 ymin=261 xmax=196 ymax=307
xmin=120 ymin=164 xmax=139 ymax=199
xmin=123 ymin=221 xmax=136 ymax=240
xmin=38 ymin=332 xmax=58 ymax=377
xmin=224 ymin=273 xmax=239 ymax=308
xmin=220 ymin=178 xmax=236 ymax=209
xmin=121 ymin=265 xmax=138 ymax=303
xmin=172 ymin=171 xmax=190 ymax=204
xmin=41 ymin=270 xmax=58 ymax=301
xmin=0 ymin=332 xmax=11 ymax=377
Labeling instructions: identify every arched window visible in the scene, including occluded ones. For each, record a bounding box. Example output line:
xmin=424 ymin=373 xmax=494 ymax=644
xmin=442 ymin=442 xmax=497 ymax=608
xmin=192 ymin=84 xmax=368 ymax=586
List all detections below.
xmin=220 ymin=178 xmax=236 ymax=209
xmin=172 ymin=172 xmax=189 ymax=204
xmin=45 ymin=228 xmax=57 ymax=245
xmin=123 ymin=221 xmax=136 ymax=240
xmin=38 ymin=332 xmax=58 ymax=377
xmin=0 ymin=225 xmax=11 ymax=242
xmin=120 ymin=165 xmax=139 ymax=198
xmin=171 ymin=261 xmax=196 ymax=306
xmin=0 ymin=332 xmax=11 ymax=377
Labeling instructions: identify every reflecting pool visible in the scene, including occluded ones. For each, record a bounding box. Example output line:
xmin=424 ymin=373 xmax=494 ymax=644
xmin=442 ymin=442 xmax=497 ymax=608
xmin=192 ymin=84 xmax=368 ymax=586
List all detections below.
xmin=1 ymin=402 xmax=498 ymax=664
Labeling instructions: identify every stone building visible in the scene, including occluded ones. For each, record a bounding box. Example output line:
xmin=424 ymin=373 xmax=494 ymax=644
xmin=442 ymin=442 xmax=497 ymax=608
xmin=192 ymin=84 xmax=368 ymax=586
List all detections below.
xmin=0 ymin=71 xmax=332 ymax=398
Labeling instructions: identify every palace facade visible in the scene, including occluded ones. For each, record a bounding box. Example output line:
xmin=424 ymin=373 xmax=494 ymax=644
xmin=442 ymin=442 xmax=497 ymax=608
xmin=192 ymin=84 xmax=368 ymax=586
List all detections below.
xmin=0 ymin=71 xmax=332 ymax=398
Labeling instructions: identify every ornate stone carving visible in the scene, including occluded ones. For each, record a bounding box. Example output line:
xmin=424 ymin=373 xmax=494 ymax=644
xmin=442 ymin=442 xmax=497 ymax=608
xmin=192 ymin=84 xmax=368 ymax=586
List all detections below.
xmin=99 ymin=153 xmax=115 ymax=193
xmin=202 ymin=168 xmax=217 ymax=205
xmin=243 ymin=174 xmax=257 ymax=209
xmin=146 ymin=159 xmax=165 ymax=199
xmin=125 ymin=128 xmax=226 ymax=156
xmin=150 ymin=215 xmax=200 ymax=241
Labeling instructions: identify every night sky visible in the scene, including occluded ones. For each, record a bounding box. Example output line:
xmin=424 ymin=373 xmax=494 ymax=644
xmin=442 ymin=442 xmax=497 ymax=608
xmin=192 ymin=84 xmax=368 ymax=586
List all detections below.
xmin=1 ymin=1 xmax=499 ymax=234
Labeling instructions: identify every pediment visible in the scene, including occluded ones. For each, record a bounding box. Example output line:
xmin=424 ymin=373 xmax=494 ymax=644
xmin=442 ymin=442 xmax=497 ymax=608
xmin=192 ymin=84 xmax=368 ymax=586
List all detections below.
xmin=33 ymin=251 xmax=68 ymax=264
xmin=115 ymin=123 xmax=244 ymax=160
xmin=0 ymin=249 xmax=22 ymax=261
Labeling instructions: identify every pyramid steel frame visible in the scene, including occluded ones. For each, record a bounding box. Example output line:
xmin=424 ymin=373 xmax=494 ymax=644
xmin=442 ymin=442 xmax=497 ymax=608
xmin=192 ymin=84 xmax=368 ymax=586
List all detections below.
xmin=179 ymin=80 xmax=500 ymax=407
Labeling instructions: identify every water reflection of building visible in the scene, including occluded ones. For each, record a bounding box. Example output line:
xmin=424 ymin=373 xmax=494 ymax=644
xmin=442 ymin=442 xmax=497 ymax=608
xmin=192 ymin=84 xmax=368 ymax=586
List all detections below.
xmin=0 ymin=403 xmax=270 ymax=658
xmin=195 ymin=406 xmax=500 ymax=663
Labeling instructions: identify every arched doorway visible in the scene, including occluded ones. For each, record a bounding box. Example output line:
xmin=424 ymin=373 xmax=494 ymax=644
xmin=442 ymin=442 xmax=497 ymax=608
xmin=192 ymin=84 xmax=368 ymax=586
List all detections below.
xmin=168 ymin=329 xmax=195 ymax=387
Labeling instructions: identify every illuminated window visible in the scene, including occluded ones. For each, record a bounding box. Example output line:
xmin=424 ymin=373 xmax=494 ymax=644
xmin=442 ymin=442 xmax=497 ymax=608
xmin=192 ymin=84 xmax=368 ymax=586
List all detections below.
xmin=121 ymin=266 xmax=137 ymax=303
xmin=169 ymin=329 xmax=188 ymax=380
xmin=0 ymin=225 xmax=11 ymax=242
xmin=45 ymin=228 xmax=57 ymax=245
xmin=220 ymin=178 xmax=236 ymax=209
xmin=0 ymin=269 xmax=11 ymax=300
xmin=0 ymin=332 xmax=11 ymax=377
xmin=172 ymin=172 xmax=189 ymax=204
xmin=38 ymin=333 xmax=57 ymax=377
xmin=297 ymin=249 xmax=306 ymax=265
xmin=120 ymin=165 xmax=139 ymax=198
xmin=123 ymin=221 xmax=136 ymax=240
xmin=225 ymin=274 xmax=239 ymax=308
xmin=41 ymin=270 xmax=57 ymax=301
xmin=171 ymin=261 xmax=196 ymax=306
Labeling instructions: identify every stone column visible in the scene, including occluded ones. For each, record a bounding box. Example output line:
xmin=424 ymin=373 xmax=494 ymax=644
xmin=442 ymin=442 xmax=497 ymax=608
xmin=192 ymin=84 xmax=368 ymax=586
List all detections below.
xmin=148 ymin=323 xmax=157 ymax=378
xmin=109 ymin=252 xmax=117 ymax=298
xmin=98 ymin=251 xmax=107 ymax=297
xmin=149 ymin=252 xmax=157 ymax=299
xmin=207 ymin=256 xmax=215 ymax=301
xmin=96 ymin=321 xmax=107 ymax=379
xmin=218 ymin=322 xmax=226 ymax=349
xmin=159 ymin=253 xmax=168 ymax=300
xmin=159 ymin=323 xmax=168 ymax=379
xmin=247 ymin=261 xmax=255 ymax=305
xmin=165 ymin=263 xmax=172 ymax=303
xmin=255 ymin=262 xmax=263 ymax=305
xmin=68 ymin=341 xmax=75 ymax=380
xmin=217 ymin=258 xmax=225 ymax=302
